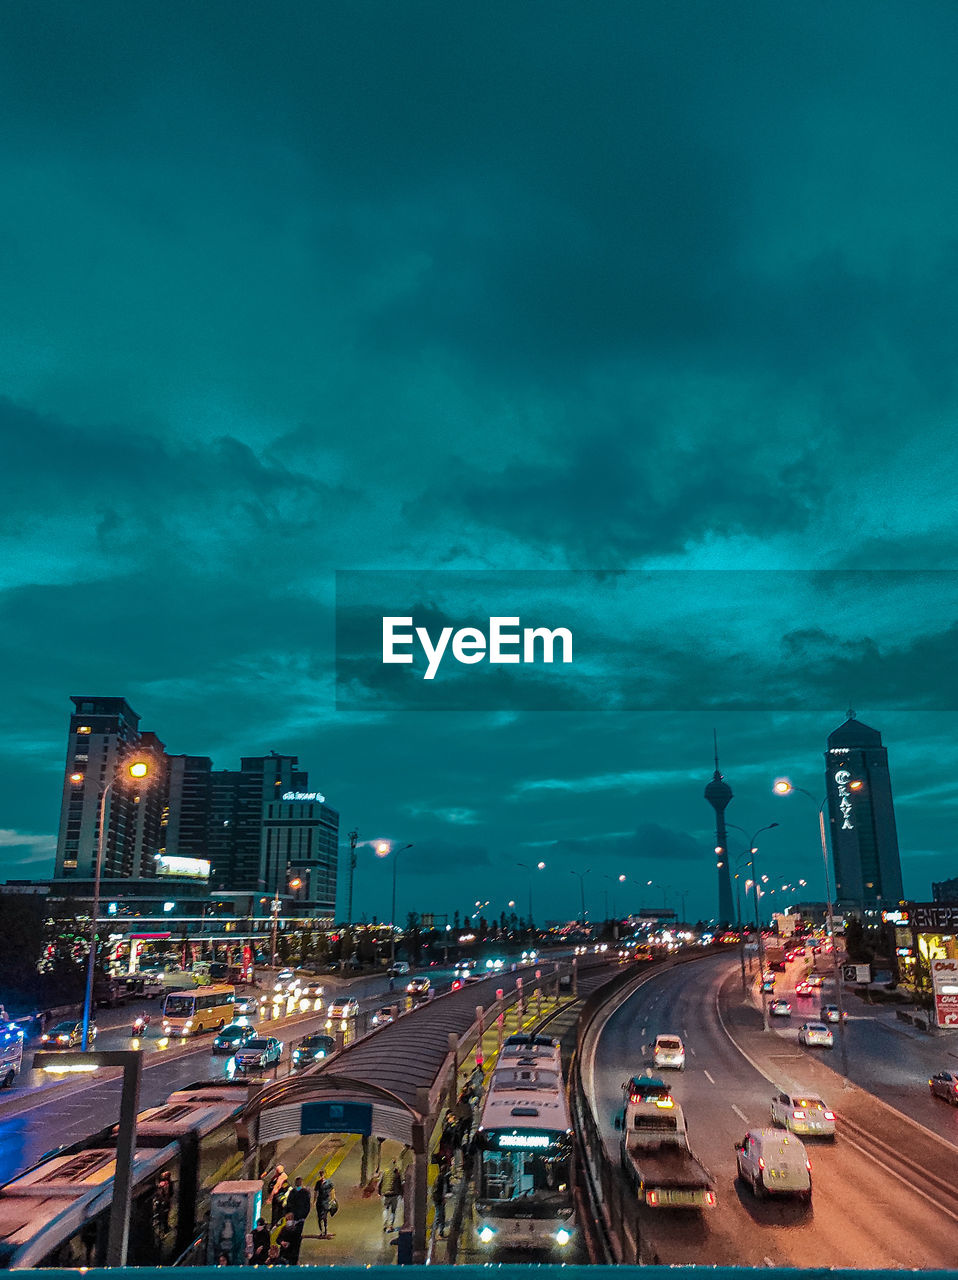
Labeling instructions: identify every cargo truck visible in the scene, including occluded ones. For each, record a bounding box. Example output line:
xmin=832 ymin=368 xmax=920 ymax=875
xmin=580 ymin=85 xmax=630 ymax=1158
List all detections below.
xmin=616 ymin=1077 xmax=716 ymax=1209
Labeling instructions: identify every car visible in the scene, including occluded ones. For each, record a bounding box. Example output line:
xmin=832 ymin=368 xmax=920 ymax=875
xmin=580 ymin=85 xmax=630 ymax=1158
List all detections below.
xmin=794 ymin=981 xmax=813 ymax=997
xmin=291 ymin=1033 xmax=336 ymax=1070
xmin=327 ymin=998 xmax=360 ymax=1022
xmin=761 ymin=977 xmax=776 ymax=993
xmin=623 ymin=1075 xmax=673 ymax=1105
xmin=388 ymin=961 xmax=410 ymax=976
xmin=820 ymin=1004 xmax=846 ymax=1023
xmin=406 ymin=978 xmax=431 ymax=999
xmin=735 ymin=1128 xmax=812 ymax=1202
xmin=40 ymin=1020 xmax=96 ymax=1048
xmin=232 ymin=1037 xmax=283 ymax=1073
xmin=770 ymin=1091 xmax=836 ymax=1139
xmin=798 ymin=1022 xmax=834 ymax=1048
xmin=370 ymin=1006 xmax=395 ymax=1027
xmin=212 ymin=1022 xmax=258 ymax=1055
xmin=451 ymin=974 xmax=482 ymax=990
xmin=652 ymin=1034 xmax=685 ymax=1070
xmin=454 ymin=960 xmax=477 ymax=975
xmin=234 ymin=995 xmax=259 ymax=1017
xmin=769 ymin=999 xmax=792 ymax=1017
xmin=929 ymin=1070 xmax=958 ymax=1104
xmin=276 ymin=968 xmax=295 ymax=983
xmin=812 ymin=945 xmax=822 ymax=955
xmin=806 ymin=973 xmax=824 ymax=987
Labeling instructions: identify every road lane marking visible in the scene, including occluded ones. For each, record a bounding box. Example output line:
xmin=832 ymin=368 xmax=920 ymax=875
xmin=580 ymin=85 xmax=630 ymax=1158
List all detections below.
xmin=731 ymin=1104 xmax=749 ymax=1123
xmin=703 ymin=1070 xmax=715 ymax=1084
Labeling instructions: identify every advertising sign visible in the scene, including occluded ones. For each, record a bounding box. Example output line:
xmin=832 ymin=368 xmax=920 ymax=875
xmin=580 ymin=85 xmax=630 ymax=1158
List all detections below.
xmin=931 ymin=957 xmax=958 ymax=1029
xmin=842 ymin=963 xmax=871 ymax=983
xmin=155 ymin=854 xmax=211 ymax=879
xmin=207 ymin=1181 xmax=263 ymax=1266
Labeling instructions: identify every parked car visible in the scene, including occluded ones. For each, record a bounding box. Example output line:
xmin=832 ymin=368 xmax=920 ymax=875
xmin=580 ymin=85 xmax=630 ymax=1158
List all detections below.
xmin=232 ymin=1037 xmax=283 ymax=1073
xmin=41 ymin=1020 xmax=97 ymax=1048
xmin=770 ymin=1091 xmax=836 ymax=1138
xmin=212 ymin=1023 xmax=258 ymax=1055
xmin=735 ymin=1129 xmax=812 ymax=1202
xmin=798 ymin=1022 xmax=834 ymax=1049
xmin=929 ymin=1070 xmax=958 ymax=1104
xmin=292 ymin=1033 xmax=336 ymax=1071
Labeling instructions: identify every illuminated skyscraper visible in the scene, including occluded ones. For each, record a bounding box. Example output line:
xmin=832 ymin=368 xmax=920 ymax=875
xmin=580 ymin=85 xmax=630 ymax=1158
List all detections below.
xmin=826 ymin=712 xmax=903 ymax=912
xmin=705 ymin=736 xmax=735 ymax=923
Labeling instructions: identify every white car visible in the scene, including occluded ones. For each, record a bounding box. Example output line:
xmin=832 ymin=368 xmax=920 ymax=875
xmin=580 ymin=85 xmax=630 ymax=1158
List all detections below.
xmin=652 ymin=1034 xmax=685 ymax=1070
xmin=736 ymin=1129 xmax=812 ymax=1202
xmin=327 ymin=998 xmax=360 ymax=1022
xmin=820 ymin=1004 xmax=846 ymax=1023
xmin=769 ymin=998 xmax=792 ymax=1017
xmin=798 ymin=1022 xmax=834 ymax=1049
xmin=770 ymin=1091 xmax=836 ymax=1139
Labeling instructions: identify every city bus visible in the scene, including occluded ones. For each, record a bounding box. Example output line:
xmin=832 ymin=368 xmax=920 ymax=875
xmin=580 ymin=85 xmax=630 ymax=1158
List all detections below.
xmin=162 ymin=984 xmax=235 ymax=1036
xmin=474 ymin=1034 xmax=575 ymax=1254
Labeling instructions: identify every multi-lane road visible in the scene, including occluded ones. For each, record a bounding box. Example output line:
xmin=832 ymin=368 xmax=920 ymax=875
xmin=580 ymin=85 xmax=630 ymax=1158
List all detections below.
xmin=585 ymin=951 xmax=958 ymax=1269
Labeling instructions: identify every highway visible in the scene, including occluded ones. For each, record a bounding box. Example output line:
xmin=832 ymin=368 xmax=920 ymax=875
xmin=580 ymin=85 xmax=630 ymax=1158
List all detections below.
xmin=585 ymin=951 xmax=958 ymax=1268
xmin=0 ymin=961 xmax=482 ymax=1183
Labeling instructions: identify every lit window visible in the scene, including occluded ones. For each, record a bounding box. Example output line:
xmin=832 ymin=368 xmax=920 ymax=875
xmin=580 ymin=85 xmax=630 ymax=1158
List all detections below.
xmin=69 ymin=772 xmax=84 ymax=784
xmin=63 ymin=859 xmax=78 ymax=868
xmin=77 ymin=726 xmax=92 ymax=734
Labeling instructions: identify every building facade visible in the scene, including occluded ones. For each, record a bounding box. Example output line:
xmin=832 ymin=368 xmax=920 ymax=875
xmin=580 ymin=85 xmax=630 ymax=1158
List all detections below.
xmin=825 ymin=712 xmax=904 ymax=913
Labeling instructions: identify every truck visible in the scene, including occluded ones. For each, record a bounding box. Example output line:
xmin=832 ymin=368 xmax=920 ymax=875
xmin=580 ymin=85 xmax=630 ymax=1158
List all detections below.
xmin=764 ymin=941 xmax=787 ymax=972
xmin=617 ymin=1077 xmax=716 ymax=1209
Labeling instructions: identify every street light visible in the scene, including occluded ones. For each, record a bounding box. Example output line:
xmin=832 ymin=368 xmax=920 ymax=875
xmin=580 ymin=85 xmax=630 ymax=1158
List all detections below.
xmin=646 ymin=881 xmax=672 ymax=909
xmin=726 ymin=823 xmax=779 ymax=1030
xmin=376 ymin=841 xmax=413 ymax=974
xmin=516 ymin=861 xmax=546 ymax=930
xmin=345 ymin=829 xmax=359 ymax=924
xmin=774 ymin=778 xmax=856 ymax=1076
xmin=603 ymin=874 xmax=627 ymax=921
xmin=569 ymin=869 xmax=591 ymax=925
xmin=82 ymin=756 xmax=152 ymax=1052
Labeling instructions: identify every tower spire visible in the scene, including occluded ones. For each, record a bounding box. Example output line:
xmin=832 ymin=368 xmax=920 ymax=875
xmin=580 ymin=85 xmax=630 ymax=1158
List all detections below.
xmin=713 ymin=728 xmax=719 ymax=773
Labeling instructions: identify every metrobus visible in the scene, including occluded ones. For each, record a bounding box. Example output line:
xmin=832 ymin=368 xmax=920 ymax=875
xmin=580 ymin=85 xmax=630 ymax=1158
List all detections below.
xmin=474 ymin=1034 xmax=575 ymax=1254
xmin=0 ymin=1081 xmax=254 ymax=1268
xmin=162 ymin=984 xmax=235 ymax=1036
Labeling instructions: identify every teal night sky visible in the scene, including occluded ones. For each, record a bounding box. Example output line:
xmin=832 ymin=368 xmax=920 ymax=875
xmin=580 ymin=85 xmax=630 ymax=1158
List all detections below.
xmin=2 ymin=2 xmax=958 ymax=923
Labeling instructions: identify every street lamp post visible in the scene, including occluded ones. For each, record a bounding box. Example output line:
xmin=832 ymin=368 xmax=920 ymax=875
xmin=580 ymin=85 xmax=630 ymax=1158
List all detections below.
xmin=569 ymin=869 xmax=591 ymax=926
xmin=345 ymin=829 xmax=359 ymax=924
xmin=82 ymin=757 xmax=151 ymax=1052
xmin=774 ymin=779 xmax=855 ymax=1077
xmin=377 ymin=842 xmax=413 ymax=974
xmin=516 ymin=861 xmax=546 ymax=930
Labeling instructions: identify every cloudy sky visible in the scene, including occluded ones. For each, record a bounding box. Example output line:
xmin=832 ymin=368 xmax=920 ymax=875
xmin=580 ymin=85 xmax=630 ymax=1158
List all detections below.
xmin=2 ymin=1 xmax=958 ymax=925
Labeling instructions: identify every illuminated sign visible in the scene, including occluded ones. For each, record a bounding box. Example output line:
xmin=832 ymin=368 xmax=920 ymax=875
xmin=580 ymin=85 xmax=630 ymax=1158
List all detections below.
xmin=282 ymin=791 xmax=326 ymax=803
xmin=828 ymin=748 xmax=850 ymax=754
xmin=497 ymin=1133 xmax=551 ymax=1148
xmin=155 ymin=855 xmax=211 ymax=879
xmin=882 ymin=910 xmax=909 ymax=924
xmin=834 ymin=769 xmax=855 ymax=830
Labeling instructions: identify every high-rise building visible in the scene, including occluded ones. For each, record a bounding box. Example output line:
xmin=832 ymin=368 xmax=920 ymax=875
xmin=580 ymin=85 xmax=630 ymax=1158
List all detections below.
xmin=826 ymin=712 xmax=904 ymax=911
xmin=162 ymin=756 xmax=213 ymax=861
xmin=705 ymin=736 xmax=735 ymax=923
xmin=55 ymin=697 xmax=166 ymax=879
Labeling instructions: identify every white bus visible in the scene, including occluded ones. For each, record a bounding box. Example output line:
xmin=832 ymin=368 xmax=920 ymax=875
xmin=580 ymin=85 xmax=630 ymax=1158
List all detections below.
xmin=162 ymin=984 xmax=235 ymax=1036
xmin=474 ymin=1034 xmax=575 ymax=1254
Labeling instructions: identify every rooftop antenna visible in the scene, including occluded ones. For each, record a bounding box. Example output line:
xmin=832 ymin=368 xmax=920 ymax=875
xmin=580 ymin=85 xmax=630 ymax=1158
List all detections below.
xmin=713 ymin=728 xmax=719 ymax=773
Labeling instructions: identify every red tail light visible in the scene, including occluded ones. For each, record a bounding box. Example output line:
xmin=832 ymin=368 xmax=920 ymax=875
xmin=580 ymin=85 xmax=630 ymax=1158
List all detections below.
xmin=805 ymin=1159 xmax=812 ymax=1171
xmin=704 ymin=1191 xmax=716 ymax=1206
xmin=758 ymin=1157 xmax=765 ymax=1169
xmin=823 ymin=1110 xmax=835 ymax=1120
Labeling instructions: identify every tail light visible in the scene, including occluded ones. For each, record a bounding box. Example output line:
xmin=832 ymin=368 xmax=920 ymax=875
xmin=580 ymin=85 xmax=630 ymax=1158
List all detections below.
xmin=646 ymin=1191 xmax=659 ymax=1206
xmin=704 ymin=1191 xmax=716 ymax=1206
xmin=823 ymin=1110 xmax=835 ymax=1120
xmin=758 ymin=1157 xmax=765 ymax=1169
xmin=805 ymin=1159 xmax=812 ymax=1171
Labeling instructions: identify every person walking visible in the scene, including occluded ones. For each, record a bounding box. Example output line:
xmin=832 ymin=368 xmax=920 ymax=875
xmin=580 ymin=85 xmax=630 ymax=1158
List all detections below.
xmin=287 ymin=1177 xmax=311 ymax=1227
xmin=265 ymin=1164 xmax=289 ymax=1227
xmin=379 ymin=1161 xmax=403 ymax=1232
xmin=276 ymin=1213 xmax=302 ymax=1266
xmin=313 ymin=1173 xmax=334 ymax=1238
xmin=249 ymin=1218 xmax=271 ymax=1265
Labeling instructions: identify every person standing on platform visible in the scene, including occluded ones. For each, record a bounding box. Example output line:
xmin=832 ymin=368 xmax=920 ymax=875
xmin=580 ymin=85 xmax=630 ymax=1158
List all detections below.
xmin=314 ymin=1173 xmax=335 ymax=1238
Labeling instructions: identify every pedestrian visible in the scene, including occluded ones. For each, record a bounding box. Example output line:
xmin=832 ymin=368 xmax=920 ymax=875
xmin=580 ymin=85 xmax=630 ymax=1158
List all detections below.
xmin=379 ymin=1161 xmax=403 ymax=1232
xmin=432 ymin=1166 xmax=449 ymax=1238
xmin=266 ymin=1165 xmax=289 ymax=1226
xmin=249 ymin=1218 xmax=271 ymax=1265
xmin=154 ymin=1170 xmax=174 ymax=1235
xmin=287 ymin=1177 xmax=311 ymax=1227
xmin=277 ymin=1213 xmax=302 ymax=1265
xmin=313 ymin=1173 xmax=334 ymax=1237
xmin=216 ymin=1254 xmax=231 ymax=1267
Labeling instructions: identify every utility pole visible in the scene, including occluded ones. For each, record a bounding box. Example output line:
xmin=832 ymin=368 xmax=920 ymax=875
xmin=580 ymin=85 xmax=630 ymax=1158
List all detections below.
xmin=346 ymin=829 xmax=359 ymax=924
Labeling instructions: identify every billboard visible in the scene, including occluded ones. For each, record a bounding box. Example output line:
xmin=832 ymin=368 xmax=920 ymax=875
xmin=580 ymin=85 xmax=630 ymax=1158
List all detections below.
xmin=931 ymin=957 xmax=958 ymax=1029
xmin=155 ymin=855 xmax=211 ymax=879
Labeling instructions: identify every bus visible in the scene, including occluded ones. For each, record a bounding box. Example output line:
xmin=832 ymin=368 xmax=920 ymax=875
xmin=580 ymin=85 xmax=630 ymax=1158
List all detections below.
xmin=162 ymin=984 xmax=235 ymax=1036
xmin=0 ymin=1080 xmax=254 ymax=1268
xmin=474 ymin=1034 xmax=575 ymax=1254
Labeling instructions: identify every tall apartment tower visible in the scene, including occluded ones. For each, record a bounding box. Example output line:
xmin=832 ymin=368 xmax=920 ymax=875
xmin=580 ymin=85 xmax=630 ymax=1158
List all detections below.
xmin=55 ymin=697 xmax=166 ymax=879
xmin=826 ymin=712 xmax=904 ymax=911
xmin=705 ymin=736 xmax=735 ymax=923
xmin=162 ymin=756 xmax=213 ymax=861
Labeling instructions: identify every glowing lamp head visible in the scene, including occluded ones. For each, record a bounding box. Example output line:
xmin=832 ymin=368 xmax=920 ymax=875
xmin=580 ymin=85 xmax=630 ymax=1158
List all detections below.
xmin=537 ymin=861 xmax=546 ymax=870
xmin=128 ymin=760 xmax=149 ymax=779
xmin=69 ymin=772 xmax=84 ymax=783
xmin=618 ymin=874 xmax=625 ymax=882
xmin=376 ymin=842 xmax=390 ymax=858
xmin=773 ymin=779 xmax=792 ymax=795
xmin=849 ymin=780 xmax=863 ymax=791
xmin=289 ymin=878 xmax=302 ymax=890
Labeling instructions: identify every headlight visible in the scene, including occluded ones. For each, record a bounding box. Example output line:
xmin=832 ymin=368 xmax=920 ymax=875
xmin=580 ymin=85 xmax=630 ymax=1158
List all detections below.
xmin=555 ymin=1228 xmax=572 ymax=1247
xmin=478 ymin=1226 xmax=496 ymax=1244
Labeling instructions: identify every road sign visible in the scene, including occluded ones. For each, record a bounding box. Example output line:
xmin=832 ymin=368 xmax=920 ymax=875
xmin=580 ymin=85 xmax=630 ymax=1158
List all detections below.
xmin=842 ymin=963 xmax=870 ymax=983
